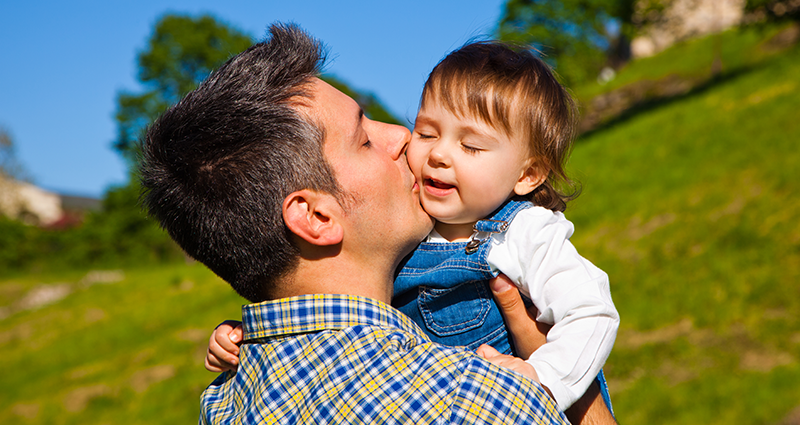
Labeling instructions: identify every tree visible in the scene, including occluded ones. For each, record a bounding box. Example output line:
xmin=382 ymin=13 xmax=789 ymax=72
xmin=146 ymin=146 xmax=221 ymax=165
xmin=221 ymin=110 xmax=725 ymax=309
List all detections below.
xmin=1 ymin=15 xmax=405 ymax=274
xmin=326 ymin=76 xmax=403 ymax=126
xmin=498 ymin=0 xmax=636 ymax=87
xmin=114 ymin=14 xmax=403 ymax=164
xmin=104 ymin=13 xmax=401 ymax=266
xmin=114 ymin=14 xmax=254 ymax=163
xmin=0 ymin=125 xmax=33 ymax=223
xmin=0 ymin=125 xmax=28 ymax=181
xmin=745 ymin=0 xmax=800 ymax=22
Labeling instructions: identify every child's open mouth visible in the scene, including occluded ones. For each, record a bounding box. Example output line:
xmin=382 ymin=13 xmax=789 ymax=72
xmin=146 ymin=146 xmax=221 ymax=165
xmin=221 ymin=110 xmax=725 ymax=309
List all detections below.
xmin=424 ymin=178 xmax=456 ymax=196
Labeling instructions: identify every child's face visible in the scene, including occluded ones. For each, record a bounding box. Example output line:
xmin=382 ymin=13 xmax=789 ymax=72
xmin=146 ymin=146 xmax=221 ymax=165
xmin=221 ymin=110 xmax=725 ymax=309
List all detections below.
xmin=407 ymin=98 xmax=541 ymax=225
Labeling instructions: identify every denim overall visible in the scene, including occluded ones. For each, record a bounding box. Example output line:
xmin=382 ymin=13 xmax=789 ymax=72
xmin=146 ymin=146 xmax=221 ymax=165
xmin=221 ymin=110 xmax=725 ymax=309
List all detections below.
xmin=393 ymin=199 xmax=614 ymax=414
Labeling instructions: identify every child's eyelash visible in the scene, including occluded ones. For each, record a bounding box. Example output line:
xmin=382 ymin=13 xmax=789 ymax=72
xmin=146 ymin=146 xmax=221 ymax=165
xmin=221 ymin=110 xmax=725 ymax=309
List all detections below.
xmin=462 ymin=145 xmax=481 ymax=154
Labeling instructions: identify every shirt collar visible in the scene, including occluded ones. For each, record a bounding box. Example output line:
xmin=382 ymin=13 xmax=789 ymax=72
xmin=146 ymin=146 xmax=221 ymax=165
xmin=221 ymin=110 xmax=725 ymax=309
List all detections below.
xmin=241 ymin=294 xmax=430 ymax=341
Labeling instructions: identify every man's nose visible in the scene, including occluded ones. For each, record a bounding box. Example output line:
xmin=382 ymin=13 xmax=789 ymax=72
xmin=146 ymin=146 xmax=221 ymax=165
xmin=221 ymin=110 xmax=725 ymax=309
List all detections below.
xmin=375 ymin=121 xmax=411 ymax=161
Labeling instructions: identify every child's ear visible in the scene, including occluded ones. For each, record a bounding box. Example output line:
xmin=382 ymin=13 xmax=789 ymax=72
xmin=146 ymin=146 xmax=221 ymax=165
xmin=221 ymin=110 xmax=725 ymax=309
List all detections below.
xmin=514 ymin=160 xmax=548 ymax=196
xmin=282 ymin=190 xmax=344 ymax=246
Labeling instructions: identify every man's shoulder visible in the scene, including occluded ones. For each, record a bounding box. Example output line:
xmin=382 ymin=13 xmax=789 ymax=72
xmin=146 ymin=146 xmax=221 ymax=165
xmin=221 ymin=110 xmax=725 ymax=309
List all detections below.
xmin=202 ymin=325 xmax=566 ymax=424
xmin=447 ymin=354 xmax=567 ymax=423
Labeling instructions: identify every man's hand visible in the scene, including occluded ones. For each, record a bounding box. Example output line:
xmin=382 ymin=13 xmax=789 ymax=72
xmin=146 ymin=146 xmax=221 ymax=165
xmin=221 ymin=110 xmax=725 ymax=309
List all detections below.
xmin=476 ymin=344 xmax=540 ymax=382
xmin=489 ymin=274 xmax=618 ymax=425
xmin=205 ymin=320 xmax=243 ymax=373
xmin=489 ymin=274 xmax=550 ymax=357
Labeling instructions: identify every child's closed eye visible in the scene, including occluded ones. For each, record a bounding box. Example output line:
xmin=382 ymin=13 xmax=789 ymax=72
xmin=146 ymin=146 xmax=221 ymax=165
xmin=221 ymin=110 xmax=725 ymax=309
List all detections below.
xmin=461 ymin=144 xmax=482 ymax=154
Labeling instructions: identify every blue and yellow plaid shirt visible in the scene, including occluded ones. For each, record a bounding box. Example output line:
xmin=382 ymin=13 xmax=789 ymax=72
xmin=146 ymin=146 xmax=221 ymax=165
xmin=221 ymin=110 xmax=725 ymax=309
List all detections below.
xmin=200 ymin=294 xmax=567 ymax=424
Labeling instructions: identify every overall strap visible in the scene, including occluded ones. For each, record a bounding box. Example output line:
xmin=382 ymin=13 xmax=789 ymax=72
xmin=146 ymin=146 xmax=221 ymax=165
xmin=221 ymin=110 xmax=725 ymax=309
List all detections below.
xmin=465 ymin=199 xmax=533 ymax=254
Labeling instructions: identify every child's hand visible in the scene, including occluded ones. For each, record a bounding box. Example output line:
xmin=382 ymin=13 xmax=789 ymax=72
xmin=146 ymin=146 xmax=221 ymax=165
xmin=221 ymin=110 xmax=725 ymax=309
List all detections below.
xmin=205 ymin=320 xmax=243 ymax=373
xmin=476 ymin=344 xmax=540 ymax=382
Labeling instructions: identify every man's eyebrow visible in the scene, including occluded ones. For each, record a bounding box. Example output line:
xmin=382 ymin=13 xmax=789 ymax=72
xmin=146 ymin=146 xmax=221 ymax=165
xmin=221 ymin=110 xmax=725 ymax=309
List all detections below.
xmin=349 ymin=107 xmax=366 ymax=145
xmin=352 ymin=108 xmax=364 ymax=133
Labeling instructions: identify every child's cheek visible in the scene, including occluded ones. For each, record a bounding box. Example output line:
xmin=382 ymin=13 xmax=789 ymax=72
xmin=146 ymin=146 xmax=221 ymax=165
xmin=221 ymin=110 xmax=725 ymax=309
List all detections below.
xmin=406 ymin=142 xmax=425 ymax=179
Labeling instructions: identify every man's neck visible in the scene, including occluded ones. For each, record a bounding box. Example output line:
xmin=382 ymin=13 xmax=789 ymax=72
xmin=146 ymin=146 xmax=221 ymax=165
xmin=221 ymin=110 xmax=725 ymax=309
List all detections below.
xmin=275 ymin=255 xmax=394 ymax=304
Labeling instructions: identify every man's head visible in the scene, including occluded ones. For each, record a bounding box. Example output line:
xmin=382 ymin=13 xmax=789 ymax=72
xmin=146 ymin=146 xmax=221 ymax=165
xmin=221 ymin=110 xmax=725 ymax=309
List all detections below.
xmin=140 ymin=24 xmax=430 ymax=303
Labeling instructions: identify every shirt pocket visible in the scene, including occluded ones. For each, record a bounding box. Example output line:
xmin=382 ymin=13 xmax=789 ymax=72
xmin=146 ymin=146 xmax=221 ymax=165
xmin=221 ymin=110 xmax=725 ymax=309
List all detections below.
xmin=418 ymin=280 xmax=491 ymax=337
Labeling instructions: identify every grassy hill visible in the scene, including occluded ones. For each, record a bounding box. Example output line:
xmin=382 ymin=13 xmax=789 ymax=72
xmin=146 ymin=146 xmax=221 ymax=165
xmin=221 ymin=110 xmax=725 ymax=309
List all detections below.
xmin=1 ymin=23 xmax=798 ymax=424
xmin=567 ymin=23 xmax=800 ymax=424
xmin=0 ymin=264 xmax=243 ymax=424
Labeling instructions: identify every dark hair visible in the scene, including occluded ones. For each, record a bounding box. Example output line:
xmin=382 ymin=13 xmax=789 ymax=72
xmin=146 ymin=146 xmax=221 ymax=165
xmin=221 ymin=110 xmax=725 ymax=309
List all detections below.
xmin=421 ymin=41 xmax=579 ymax=212
xmin=139 ymin=24 xmax=340 ymax=302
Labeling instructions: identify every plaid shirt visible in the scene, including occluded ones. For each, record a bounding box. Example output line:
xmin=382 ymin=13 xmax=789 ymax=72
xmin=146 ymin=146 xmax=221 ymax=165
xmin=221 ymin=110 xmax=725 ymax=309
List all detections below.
xmin=200 ymin=294 xmax=567 ymax=424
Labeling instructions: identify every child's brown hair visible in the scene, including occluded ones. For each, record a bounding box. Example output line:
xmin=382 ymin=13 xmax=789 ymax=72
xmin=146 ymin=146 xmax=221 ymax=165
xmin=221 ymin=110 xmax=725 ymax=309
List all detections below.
xmin=420 ymin=40 xmax=579 ymax=212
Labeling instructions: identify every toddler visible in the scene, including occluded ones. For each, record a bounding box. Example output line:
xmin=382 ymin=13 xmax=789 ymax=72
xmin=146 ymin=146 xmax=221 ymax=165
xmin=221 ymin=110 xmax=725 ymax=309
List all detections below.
xmin=208 ymin=41 xmax=619 ymax=413
xmin=393 ymin=40 xmax=618 ymax=412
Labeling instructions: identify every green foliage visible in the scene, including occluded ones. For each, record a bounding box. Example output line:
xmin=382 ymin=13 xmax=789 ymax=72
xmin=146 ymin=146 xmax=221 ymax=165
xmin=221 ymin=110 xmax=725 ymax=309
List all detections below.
xmin=572 ymin=23 xmax=784 ymax=101
xmin=113 ymin=14 xmax=254 ymax=163
xmin=0 ymin=190 xmax=185 ymax=276
xmin=325 ymin=76 xmax=403 ymax=125
xmin=74 ymin=181 xmax=186 ymax=266
xmin=4 ymin=28 xmax=798 ymax=424
xmin=113 ymin=14 xmax=403 ymax=165
xmin=745 ymin=0 xmax=800 ymax=22
xmin=0 ymin=14 xmax=404 ymax=278
xmin=0 ymin=125 xmax=28 ymax=181
xmin=0 ymin=217 xmax=39 ymax=269
xmin=564 ymin=33 xmax=800 ymax=424
xmin=8 ymin=14 xmax=799 ymax=425
xmin=498 ymin=0 xmax=636 ymax=86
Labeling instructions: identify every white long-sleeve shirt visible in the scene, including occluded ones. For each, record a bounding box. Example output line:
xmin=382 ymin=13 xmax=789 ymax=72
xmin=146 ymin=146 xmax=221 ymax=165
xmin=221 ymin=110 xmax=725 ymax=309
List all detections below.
xmin=428 ymin=206 xmax=619 ymax=410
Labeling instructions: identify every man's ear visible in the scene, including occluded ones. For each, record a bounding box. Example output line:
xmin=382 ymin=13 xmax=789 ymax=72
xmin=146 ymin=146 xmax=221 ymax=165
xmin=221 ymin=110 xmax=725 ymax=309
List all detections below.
xmin=283 ymin=190 xmax=344 ymax=246
xmin=514 ymin=159 xmax=548 ymax=196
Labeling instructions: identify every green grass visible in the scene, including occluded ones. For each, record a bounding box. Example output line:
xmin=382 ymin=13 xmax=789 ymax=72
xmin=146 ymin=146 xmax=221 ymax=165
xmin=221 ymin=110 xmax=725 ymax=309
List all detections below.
xmin=0 ymin=263 xmax=245 ymax=424
xmin=566 ymin=29 xmax=800 ymax=424
xmin=1 ymin=24 xmax=799 ymax=425
xmin=572 ymin=23 xmax=794 ymax=102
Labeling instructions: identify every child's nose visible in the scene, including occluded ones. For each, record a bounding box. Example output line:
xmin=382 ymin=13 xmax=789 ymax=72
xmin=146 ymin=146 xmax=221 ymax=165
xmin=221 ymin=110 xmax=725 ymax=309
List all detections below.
xmin=428 ymin=145 xmax=450 ymax=167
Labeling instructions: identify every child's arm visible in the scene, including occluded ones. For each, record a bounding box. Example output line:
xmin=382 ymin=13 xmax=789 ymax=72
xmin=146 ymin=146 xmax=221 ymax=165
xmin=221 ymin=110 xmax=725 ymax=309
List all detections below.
xmin=205 ymin=320 xmax=243 ymax=373
xmin=489 ymin=274 xmax=618 ymax=425
xmin=488 ymin=207 xmax=620 ymax=410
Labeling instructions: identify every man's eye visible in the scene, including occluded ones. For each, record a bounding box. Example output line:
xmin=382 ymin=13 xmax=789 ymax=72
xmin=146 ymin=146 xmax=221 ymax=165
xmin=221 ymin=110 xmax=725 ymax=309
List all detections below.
xmin=363 ymin=140 xmax=372 ymax=147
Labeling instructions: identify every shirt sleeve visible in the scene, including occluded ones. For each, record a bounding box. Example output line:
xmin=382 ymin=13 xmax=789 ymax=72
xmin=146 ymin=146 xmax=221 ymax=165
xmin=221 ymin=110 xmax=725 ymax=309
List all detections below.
xmin=486 ymin=206 xmax=620 ymax=410
xmin=449 ymin=355 xmax=569 ymax=424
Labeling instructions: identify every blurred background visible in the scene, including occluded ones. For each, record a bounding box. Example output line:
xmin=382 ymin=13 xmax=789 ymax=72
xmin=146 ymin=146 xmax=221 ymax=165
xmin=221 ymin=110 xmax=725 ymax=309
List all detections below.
xmin=1 ymin=0 xmax=798 ymax=423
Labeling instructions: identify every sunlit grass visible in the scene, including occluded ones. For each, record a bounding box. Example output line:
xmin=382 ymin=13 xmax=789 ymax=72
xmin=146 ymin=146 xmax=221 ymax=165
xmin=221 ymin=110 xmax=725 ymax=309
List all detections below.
xmin=572 ymin=23 xmax=795 ymax=102
xmin=567 ymin=34 xmax=800 ymax=424
xmin=0 ymin=263 xmax=244 ymax=424
xmin=1 ymin=25 xmax=799 ymax=425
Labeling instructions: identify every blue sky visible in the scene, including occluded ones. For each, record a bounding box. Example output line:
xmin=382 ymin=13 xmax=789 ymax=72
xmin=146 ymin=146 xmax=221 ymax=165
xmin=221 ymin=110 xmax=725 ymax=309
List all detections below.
xmin=0 ymin=1 xmax=506 ymax=198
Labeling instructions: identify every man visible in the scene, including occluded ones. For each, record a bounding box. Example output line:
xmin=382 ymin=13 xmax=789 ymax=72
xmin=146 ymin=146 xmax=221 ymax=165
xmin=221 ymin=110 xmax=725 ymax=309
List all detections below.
xmin=141 ymin=23 xmax=594 ymax=424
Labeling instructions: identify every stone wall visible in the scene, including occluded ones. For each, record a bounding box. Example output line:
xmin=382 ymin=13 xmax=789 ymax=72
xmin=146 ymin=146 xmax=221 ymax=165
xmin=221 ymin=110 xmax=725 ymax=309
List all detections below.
xmin=0 ymin=176 xmax=63 ymax=226
xmin=631 ymin=0 xmax=746 ymax=57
